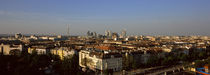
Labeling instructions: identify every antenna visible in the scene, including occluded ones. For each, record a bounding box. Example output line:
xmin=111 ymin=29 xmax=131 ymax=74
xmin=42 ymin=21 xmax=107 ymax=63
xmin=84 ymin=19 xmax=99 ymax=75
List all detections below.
xmin=67 ymin=24 xmax=70 ymax=36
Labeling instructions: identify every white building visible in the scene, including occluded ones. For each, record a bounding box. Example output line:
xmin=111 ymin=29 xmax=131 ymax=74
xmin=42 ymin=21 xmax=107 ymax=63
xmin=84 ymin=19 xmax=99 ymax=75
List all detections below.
xmin=30 ymin=35 xmax=38 ymax=40
xmin=79 ymin=50 xmax=122 ymax=72
xmin=0 ymin=43 xmax=23 ymax=55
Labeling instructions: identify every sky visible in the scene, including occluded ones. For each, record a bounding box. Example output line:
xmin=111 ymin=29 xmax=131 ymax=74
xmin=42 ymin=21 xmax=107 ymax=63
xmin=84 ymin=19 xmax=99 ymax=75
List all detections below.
xmin=0 ymin=0 xmax=210 ymax=36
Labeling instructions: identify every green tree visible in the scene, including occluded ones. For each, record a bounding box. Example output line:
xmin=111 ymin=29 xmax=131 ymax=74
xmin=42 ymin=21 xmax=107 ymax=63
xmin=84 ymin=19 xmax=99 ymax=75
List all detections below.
xmin=178 ymin=53 xmax=188 ymax=62
xmin=194 ymin=60 xmax=206 ymax=68
xmin=132 ymin=59 xmax=137 ymax=69
xmin=147 ymin=56 xmax=159 ymax=67
xmin=9 ymin=49 xmax=21 ymax=56
xmin=198 ymin=52 xmax=206 ymax=59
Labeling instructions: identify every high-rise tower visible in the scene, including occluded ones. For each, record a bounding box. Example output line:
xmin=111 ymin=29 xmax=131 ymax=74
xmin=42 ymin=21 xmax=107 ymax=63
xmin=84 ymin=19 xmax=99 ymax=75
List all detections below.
xmin=105 ymin=30 xmax=109 ymax=37
xmin=120 ymin=29 xmax=126 ymax=38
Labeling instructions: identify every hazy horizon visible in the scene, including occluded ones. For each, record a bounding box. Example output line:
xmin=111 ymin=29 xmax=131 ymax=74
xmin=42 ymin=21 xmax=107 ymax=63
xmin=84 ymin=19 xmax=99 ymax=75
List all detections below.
xmin=0 ymin=0 xmax=210 ymax=36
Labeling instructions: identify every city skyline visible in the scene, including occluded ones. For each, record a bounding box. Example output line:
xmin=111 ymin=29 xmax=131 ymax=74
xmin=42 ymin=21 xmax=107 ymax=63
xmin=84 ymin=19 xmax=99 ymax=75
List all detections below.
xmin=0 ymin=0 xmax=210 ymax=36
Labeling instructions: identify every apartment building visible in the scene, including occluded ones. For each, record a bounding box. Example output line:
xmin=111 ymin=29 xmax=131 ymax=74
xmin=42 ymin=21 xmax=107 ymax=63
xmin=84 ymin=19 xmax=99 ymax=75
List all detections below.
xmin=0 ymin=43 xmax=24 ymax=55
xmin=79 ymin=49 xmax=122 ymax=72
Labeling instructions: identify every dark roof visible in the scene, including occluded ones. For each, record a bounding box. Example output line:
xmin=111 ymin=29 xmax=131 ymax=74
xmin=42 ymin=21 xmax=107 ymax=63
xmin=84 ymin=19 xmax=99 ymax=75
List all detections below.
xmin=89 ymin=51 xmax=122 ymax=59
xmin=0 ymin=40 xmax=23 ymax=45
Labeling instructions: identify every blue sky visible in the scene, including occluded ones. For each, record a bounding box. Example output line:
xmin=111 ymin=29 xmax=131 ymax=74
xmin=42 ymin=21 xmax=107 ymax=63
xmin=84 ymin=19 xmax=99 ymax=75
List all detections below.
xmin=0 ymin=0 xmax=210 ymax=36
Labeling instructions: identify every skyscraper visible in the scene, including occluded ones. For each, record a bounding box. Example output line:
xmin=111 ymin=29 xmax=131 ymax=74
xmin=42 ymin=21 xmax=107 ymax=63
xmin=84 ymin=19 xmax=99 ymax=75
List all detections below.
xmin=105 ymin=30 xmax=112 ymax=38
xmin=15 ymin=33 xmax=22 ymax=39
xmin=108 ymin=30 xmax=112 ymax=38
xmin=105 ymin=30 xmax=109 ymax=37
xmin=87 ymin=31 xmax=91 ymax=36
xmin=93 ymin=32 xmax=97 ymax=38
xmin=120 ymin=29 xmax=126 ymax=38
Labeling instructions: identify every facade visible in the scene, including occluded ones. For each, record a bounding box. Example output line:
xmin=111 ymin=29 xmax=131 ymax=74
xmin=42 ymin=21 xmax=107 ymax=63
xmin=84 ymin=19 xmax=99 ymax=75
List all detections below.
xmin=30 ymin=35 xmax=38 ymax=40
xmin=79 ymin=50 xmax=122 ymax=72
xmin=0 ymin=43 xmax=23 ymax=55
xmin=120 ymin=29 xmax=126 ymax=38
xmin=105 ymin=30 xmax=112 ymax=38
xmin=28 ymin=46 xmax=50 ymax=55
xmin=51 ymin=47 xmax=77 ymax=60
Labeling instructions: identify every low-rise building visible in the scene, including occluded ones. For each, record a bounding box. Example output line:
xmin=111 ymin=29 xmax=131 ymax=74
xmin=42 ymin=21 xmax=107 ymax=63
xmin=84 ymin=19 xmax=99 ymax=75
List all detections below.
xmin=28 ymin=46 xmax=50 ymax=55
xmin=79 ymin=50 xmax=122 ymax=72
xmin=51 ymin=47 xmax=77 ymax=60
xmin=0 ymin=43 xmax=23 ymax=55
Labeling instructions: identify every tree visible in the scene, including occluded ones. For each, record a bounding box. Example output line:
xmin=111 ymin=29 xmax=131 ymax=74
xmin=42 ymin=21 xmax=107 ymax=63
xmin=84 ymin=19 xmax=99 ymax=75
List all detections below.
xmin=0 ymin=52 xmax=82 ymax=75
xmin=194 ymin=60 xmax=206 ymax=68
xmin=178 ymin=53 xmax=188 ymax=62
xmin=32 ymin=50 xmax=38 ymax=55
xmin=206 ymin=57 xmax=210 ymax=65
xmin=147 ymin=56 xmax=159 ymax=67
xmin=198 ymin=52 xmax=206 ymax=59
xmin=53 ymin=55 xmax=80 ymax=75
xmin=132 ymin=59 xmax=137 ymax=69
xmin=9 ymin=49 xmax=21 ymax=56
xmin=161 ymin=54 xmax=178 ymax=65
